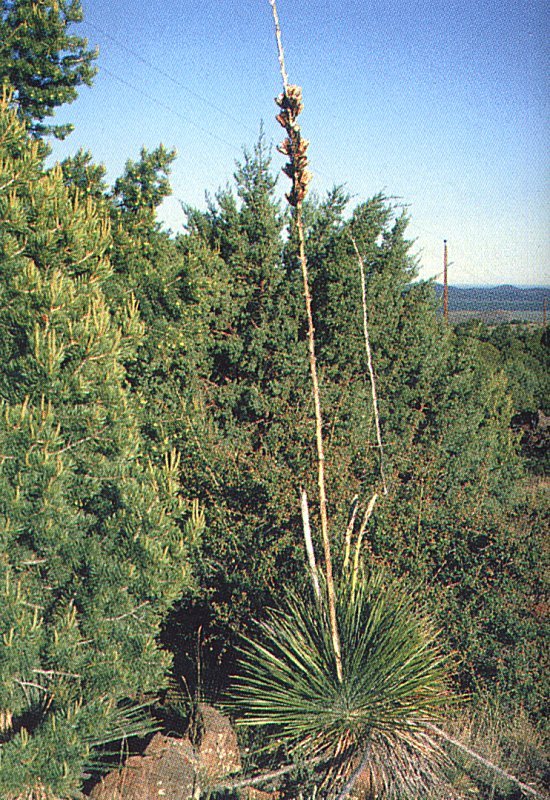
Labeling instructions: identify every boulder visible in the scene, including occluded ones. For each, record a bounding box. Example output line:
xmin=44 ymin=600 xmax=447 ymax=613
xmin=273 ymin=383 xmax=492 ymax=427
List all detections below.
xmin=88 ymin=734 xmax=198 ymax=800
xmin=194 ymin=702 xmax=241 ymax=785
xmin=88 ymin=704 xmax=254 ymax=799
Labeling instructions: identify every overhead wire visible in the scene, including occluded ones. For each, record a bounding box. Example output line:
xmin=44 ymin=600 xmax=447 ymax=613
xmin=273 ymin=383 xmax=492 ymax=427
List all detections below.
xmin=86 ymin=18 xmax=343 ymax=187
xmin=99 ymin=65 xmax=242 ymax=153
xmin=87 ymin=20 xmax=260 ymax=139
xmin=86 ymin=18 xmax=540 ymax=289
xmin=88 ymin=18 xmax=486 ymax=283
xmin=91 ymin=16 xmax=444 ymax=216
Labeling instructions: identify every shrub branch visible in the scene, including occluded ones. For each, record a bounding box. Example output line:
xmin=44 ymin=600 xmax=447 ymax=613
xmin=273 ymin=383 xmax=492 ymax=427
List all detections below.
xmin=428 ymin=724 xmax=546 ymax=800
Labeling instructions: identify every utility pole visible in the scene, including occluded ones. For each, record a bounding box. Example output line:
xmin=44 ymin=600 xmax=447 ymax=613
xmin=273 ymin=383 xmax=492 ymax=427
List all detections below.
xmin=443 ymin=239 xmax=449 ymax=322
xmin=544 ymin=297 xmax=547 ymax=327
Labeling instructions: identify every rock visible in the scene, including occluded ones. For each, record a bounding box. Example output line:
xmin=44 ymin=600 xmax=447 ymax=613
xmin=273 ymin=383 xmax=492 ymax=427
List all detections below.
xmin=88 ymin=704 xmax=245 ymax=799
xmin=194 ymin=702 xmax=241 ymax=785
xmin=88 ymin=733 xmax=198 ymax=800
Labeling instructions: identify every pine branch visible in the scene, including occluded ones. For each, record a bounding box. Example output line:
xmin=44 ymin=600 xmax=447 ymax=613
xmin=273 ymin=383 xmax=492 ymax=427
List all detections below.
xmin=104 ymin=601 xmax=150 ymax=623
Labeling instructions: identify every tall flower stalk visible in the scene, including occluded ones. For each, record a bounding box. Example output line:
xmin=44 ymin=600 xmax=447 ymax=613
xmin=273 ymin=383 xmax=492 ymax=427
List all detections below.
xmin=228 ymin=3 xmax=451 ymax=797
xmin=351 ymin=235 xmax=388 ymax=496
xmin=227 ymin=6 xmax=545 ymax=799
xmin=268 ymin=0 xmax=342 ymax=682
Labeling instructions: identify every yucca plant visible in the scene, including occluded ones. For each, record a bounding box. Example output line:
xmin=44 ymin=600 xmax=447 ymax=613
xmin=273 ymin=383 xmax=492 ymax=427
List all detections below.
xmin=225 ymin=4 xmax=453 ymax=798
xmin=228 ymin=5 xmax=542 ymax=799
xmin=229 ymin=570 xmax=450 ymax=797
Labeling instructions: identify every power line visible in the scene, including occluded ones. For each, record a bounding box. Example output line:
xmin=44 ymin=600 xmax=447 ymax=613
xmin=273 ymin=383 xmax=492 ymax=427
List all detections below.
xmin=89 ymin=21 xmax=498 ymax=287
xmin=87 ymin=19 xmax=411 ymax=197
xmin=99 ymin=65 xmax=242 ymax=153
xmin=87 ymin=20 xmax=343 ymax=187
xmin=87 ymin=20 xmax=259 ymax=139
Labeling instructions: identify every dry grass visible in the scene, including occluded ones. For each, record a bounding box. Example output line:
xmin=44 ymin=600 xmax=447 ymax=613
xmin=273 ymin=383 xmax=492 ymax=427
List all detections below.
xmin=439 ymin=698 xmax=549 ymax=798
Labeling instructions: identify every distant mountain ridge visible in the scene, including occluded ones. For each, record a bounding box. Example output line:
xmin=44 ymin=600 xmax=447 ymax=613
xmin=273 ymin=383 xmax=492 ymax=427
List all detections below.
xmin=434 ymin=284 xmax=548 ymax=311
xmin=433 ymin=284 xmax=548 ymax=322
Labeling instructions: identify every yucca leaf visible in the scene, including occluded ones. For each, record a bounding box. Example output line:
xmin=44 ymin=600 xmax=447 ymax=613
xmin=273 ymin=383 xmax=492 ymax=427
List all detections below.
xmin=227 ymin=570 xmax=452 ymax=796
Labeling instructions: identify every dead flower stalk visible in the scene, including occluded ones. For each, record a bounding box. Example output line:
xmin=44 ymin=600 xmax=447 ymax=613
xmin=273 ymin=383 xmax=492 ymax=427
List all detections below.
xmin=268 ymin=0 xmax=343 ymax=683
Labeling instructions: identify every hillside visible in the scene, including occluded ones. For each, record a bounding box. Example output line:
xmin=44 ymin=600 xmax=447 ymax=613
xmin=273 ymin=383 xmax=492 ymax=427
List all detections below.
xmin=1 ymin=3 xmax=548 ymax=795
xmin=434 ymin=283 xmax=549 ymax=323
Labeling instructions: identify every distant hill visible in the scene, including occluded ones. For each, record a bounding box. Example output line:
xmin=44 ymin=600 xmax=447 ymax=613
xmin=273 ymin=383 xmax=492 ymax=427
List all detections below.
xmin=433 ymin=284 xmax=549 ymax=323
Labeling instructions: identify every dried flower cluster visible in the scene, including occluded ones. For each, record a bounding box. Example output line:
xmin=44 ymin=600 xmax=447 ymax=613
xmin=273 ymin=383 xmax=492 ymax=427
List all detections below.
xmin=275 ymin=85 xmax=312 ymax=206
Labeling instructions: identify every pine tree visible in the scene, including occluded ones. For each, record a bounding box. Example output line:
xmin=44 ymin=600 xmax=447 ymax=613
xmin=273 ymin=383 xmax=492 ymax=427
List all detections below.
xmin=60 ymin=148 xmax=107 ymax=201
xmin=0 ymin=0 xmax=97 ymax=139
xmin=0 ymin=95 xmax=196 ymax=797
xmin=102 ymin=144 xmax=204 ymax=464
xmin=156 ymin=137 xmax=313 ymax=677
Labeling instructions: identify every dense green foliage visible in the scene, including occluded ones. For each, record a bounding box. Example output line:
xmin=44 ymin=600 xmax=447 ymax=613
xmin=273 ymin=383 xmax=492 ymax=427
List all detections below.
xmin=0 ymin=11 xmax=546 ymax=795
xmin=454 ymin=320 xmax=549 ymax=473
xmin=152 ymin=147 xmax=544 ymax=727
xmin=0 ymin=0 xmax=97 ymax=138
xmin=0 ymin=98 xmax=197 ymax=797
xmin=454 ymin=321 xmax=548 ymax=417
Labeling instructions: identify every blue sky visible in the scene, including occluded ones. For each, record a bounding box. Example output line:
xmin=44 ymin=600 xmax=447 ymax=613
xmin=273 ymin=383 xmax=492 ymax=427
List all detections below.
xmin=48 ymin=0 xmax=549 ymax=285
